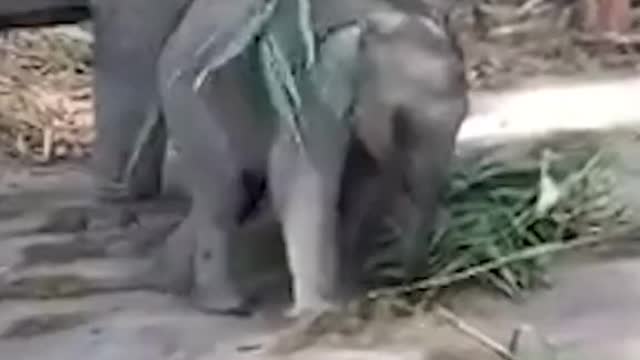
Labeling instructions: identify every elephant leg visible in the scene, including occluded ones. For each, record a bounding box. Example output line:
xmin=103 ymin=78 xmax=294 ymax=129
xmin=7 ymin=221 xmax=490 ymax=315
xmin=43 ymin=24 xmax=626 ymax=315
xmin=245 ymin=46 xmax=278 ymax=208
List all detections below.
xmin=268 ymin=94 xmax=351 ymax=318
xmin=157 ymin=77 xmax=247 ymax=314
xmin=91 ymin=0 xmax=192 ymax=203
xmin=38 ymin=0 xmax=194 ymax=234
xmin=149 ymin=208 xmax=196 ymax=295
xmin=340 ymin=86 xmax=407 ymax=287
xmin=35 ymin=0 xmax=195 ymax=235
xmin=338 ymin=143 xmax=404 ymax=287
xmin=337 ymin=139 xmax=383 ymax=286
xmin=156 ymin=0 xmax=263 ymax=315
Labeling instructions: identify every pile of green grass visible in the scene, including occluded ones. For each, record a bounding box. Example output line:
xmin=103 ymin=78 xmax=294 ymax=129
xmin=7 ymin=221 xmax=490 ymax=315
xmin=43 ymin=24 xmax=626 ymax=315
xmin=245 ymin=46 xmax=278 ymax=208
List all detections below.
xmin=368 ymin=144 xmax=629 ymax=300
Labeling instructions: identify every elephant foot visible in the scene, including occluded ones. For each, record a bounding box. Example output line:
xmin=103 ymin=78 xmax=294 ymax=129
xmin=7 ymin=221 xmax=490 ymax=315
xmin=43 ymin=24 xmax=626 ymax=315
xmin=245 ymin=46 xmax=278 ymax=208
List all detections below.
xmin=146 ymin=240 xmax=258 ymax=317
xmin=189 ymin=238 xmax=259 ymax=317
xmin=37 ymin=204 xmax=139 ymax=234
xmin=190 ymin=287 xmax=258 ymax=317
xmin=285 ymin=299 xmax=339 ymax=320
xmin=126 ymin=257 xmax=187 ymax=297
xmin=265 ymin=305 xmax=347 ymax=355
xmin=146 ymin=216 xmax=195 ymax=295
xmin=37 ymin=187 xmax=187 ymax=236
xmin=94 ymin=172 xmax=164 ymax=204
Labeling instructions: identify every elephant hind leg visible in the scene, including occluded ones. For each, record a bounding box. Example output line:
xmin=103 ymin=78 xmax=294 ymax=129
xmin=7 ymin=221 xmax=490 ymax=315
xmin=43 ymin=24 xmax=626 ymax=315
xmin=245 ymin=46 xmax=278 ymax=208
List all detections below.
xmin=154 ymin=0 xmax=272 ymax=315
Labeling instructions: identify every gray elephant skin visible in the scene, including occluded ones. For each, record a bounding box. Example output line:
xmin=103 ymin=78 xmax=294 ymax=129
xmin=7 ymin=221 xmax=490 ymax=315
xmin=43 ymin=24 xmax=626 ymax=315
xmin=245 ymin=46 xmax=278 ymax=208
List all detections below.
xmin=155 ymin=0 xmax=468 ymax=318
xmin=0 ymin=0 xmax=192 ymax=205
xmin=0 ymin=0 xmax=468 ymax=318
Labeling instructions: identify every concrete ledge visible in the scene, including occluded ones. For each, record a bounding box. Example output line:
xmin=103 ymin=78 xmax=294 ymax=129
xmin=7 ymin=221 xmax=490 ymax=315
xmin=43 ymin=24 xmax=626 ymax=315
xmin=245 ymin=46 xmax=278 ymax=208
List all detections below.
xmin=458 ymin=74 xmax=640 ymax=149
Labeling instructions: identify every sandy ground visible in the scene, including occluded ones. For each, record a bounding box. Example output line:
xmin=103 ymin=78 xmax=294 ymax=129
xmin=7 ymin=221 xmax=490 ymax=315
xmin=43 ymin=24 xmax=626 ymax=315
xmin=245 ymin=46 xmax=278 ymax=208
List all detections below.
xmin=0 ymin=72 xmax=640 ymax=360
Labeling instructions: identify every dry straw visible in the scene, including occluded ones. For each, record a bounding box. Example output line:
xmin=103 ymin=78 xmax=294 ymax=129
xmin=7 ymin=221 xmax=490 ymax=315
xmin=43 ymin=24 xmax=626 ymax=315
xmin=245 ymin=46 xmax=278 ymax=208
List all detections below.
xmin=0 ymin=28 xmax=93 ymax=163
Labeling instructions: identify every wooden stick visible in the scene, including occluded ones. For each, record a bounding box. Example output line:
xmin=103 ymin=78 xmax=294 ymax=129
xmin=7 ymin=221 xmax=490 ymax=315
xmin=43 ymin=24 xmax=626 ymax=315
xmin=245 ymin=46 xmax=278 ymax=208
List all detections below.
xmin=574 ymin=31 xmax=640 ymax=44
xmin=434 ymin=304 xmax=515 ymax=360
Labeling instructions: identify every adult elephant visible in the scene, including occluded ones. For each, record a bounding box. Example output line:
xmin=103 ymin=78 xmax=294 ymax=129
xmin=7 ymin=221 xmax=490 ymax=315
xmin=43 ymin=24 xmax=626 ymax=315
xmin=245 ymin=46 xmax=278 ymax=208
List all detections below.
xmin=0 ymin=0 xmax=193 ymax=220
xmin=0 ymin=0 xmax=287 ymax=305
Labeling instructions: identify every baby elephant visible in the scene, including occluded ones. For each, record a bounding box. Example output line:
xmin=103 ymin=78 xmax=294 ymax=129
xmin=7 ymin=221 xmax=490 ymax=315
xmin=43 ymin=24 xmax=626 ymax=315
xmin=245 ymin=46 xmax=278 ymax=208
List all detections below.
xmin=155 ymin=0 xmax=468 ymax=318
xmin=341 ymin=7 xmax=469 ymax=284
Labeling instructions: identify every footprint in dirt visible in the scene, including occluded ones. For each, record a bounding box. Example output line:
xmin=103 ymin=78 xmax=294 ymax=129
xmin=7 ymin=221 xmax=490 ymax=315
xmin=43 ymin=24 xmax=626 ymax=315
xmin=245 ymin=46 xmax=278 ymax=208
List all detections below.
xmin=1 ymin=312 xmax=96 ymax=339
xmin=19 ymin=215 xmax=182 ymax=266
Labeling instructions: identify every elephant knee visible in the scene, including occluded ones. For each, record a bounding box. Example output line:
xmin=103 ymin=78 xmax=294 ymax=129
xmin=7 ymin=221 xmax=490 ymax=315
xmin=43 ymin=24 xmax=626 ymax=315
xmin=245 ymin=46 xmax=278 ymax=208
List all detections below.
xmin=157 ymin=42 xmax=196 ymax=99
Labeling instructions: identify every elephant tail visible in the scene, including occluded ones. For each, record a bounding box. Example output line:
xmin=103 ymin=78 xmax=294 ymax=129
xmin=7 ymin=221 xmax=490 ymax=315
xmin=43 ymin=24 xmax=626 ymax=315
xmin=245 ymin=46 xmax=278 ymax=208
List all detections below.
xmin=0 ymin=0 xmax=90 ymax=30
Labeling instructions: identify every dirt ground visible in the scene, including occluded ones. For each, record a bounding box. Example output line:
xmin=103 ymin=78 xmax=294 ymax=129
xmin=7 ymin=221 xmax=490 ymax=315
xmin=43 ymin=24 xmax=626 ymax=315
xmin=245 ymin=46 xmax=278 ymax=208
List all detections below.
xmin=1 ymin=2 xmax=640 ymax=360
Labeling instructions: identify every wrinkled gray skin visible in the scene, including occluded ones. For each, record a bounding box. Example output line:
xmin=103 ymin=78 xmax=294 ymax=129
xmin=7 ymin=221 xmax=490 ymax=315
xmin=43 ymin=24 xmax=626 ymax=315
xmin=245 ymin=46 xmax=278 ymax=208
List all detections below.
xmin=90 ymin=0 xmax=195 ymax=204
xmin=0 ymin=0 xmax=191 ymax=211
xmin=0 ymin=0 xmax=286 ymax=304
xmin=155 ymin=0 xmax=468 ymax=317
xmin=2 ymin=0 xmax=468 ymax=318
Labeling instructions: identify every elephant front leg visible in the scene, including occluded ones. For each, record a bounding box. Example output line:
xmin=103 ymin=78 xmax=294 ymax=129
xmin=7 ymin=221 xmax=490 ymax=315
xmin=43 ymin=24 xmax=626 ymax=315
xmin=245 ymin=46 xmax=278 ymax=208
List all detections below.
xmin=268 ymin=112 xmax=350 ymax=318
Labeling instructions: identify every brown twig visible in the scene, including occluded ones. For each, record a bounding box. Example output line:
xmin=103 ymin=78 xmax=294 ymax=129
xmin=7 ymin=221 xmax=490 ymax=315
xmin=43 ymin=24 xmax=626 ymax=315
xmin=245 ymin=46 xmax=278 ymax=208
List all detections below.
xmin=574 ymin=31 xmax=640 ymax=44
xmin=434 ymin=304 xmax=515 ymax=360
